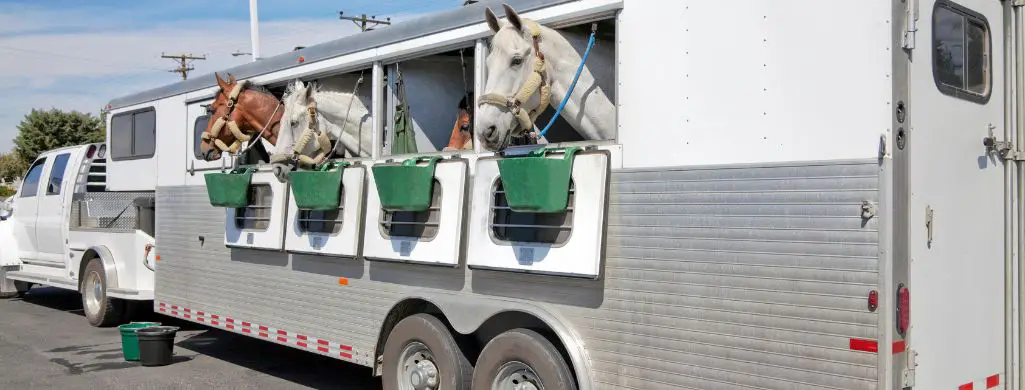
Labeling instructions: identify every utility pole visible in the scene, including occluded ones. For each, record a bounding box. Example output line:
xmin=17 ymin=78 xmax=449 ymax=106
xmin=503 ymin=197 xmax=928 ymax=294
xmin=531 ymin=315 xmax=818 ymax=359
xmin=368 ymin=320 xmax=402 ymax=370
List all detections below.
xmin=338 ymin=11 xmax=391 ymax=32
xmin=161 ymin=52 xmax=206 ymax=80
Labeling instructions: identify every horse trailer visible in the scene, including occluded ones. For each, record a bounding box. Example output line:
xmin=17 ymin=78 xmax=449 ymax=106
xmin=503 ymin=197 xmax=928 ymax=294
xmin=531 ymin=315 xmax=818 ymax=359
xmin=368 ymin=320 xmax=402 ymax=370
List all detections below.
xmin=2 ymin=0 xmax=1024 ymax=388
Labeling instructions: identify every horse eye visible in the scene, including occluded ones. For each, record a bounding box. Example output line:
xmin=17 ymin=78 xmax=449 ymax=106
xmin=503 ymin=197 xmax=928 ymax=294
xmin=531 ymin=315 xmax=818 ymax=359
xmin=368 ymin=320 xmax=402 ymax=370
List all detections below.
xmin=510 ymin=56 xmax=524 ymax=67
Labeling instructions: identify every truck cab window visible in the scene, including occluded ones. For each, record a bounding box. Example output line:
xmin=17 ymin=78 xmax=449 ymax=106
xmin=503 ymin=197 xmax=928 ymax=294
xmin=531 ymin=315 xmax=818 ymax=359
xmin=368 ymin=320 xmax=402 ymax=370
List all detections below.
xmin=193 ymin=115 xmax=210 ymax=160
xmin=20 ymin=157 xmax=46 ymax=198
xmin=46 ymin=153 xmax=70 ymax=196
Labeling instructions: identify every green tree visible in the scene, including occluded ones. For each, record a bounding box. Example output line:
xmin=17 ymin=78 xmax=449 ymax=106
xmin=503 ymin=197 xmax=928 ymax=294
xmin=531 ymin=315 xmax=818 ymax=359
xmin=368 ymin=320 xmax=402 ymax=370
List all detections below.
xmin=0 ymin=152 xmax=28 ymax=182
xmin=13 ymin=108 xmax=104 ymax=167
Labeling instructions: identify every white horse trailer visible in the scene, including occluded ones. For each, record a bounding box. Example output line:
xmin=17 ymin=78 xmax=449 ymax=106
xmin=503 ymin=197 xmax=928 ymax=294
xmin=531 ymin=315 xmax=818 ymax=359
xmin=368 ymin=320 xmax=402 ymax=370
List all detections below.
xmin=73 ymin=0 xmax=1025 ymax=388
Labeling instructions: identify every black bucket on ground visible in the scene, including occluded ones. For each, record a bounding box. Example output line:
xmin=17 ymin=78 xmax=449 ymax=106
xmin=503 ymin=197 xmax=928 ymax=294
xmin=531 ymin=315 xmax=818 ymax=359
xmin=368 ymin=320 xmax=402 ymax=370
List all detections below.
xmin=136 ymin=326 xmax=179 ymax=367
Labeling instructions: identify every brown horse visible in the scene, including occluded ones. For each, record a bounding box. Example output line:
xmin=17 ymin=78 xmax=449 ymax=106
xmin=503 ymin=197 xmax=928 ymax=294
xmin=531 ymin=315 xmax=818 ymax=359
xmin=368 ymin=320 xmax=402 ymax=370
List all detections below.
xmin=199 ymin=73 xmax=285 ymax=161
xmin=443 ymin=93 xmax=474 ymax=151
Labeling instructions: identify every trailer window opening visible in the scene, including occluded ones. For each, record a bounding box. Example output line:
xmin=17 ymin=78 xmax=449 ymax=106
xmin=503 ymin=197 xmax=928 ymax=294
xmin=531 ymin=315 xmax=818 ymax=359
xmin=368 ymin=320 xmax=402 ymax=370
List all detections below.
xmin=490 ymin=180 xmax=574 ymax=245
xmin=299 ymin=187 xmax=344 ymax=234
xmin=110 ymin=107 xmax=157 ymax=161
xmin=45 ymin=153 xmax=70 ymax=196
xmin=235 ymin=184 xmax=273 ymax=231
xmin=20 ymin=157 xmax=46 ymax=198
xmin=933 ymin=1 xmax=991 ymax=102
xmin=193 ymin=115 xmax=210 ymax=160
xmin=380 ymin=179 xmax=441 ymax=240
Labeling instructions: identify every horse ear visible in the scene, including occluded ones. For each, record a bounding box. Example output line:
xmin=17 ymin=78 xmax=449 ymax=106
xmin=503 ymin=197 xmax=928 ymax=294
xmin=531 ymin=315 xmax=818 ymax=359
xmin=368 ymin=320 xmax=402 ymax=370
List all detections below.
xmin=305 ymin=82 xmax=315 ymax=101
xmin=484 ymin=7 xmax=501 ymax=33
xmin=502 ymin=3 xmax=523 ymax=32
xmin=214 ymin=72 xmax=228 ymax=90
xmin=227 ymin=74 xmax=237 ymax=85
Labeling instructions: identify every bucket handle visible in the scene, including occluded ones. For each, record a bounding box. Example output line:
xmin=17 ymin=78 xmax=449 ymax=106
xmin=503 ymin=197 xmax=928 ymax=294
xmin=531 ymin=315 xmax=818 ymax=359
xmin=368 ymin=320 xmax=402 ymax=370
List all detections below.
xmin=526 ymin=146 xmax=581 ymax=160
xmin=318 ymin=161 xmax=351 ymax=172
xmin=400 ymin=155 xmax=443 ymax=167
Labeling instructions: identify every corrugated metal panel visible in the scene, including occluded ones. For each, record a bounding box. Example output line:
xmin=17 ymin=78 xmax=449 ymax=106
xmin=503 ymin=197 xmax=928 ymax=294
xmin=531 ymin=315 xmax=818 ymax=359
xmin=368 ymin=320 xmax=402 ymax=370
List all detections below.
xmin=570 ymin=160 xmax=880 ymax=389
xmin=107 ymin=0 xmax=573 ymax=110
xmin=154 ymin=158 xmax=880 ymax=388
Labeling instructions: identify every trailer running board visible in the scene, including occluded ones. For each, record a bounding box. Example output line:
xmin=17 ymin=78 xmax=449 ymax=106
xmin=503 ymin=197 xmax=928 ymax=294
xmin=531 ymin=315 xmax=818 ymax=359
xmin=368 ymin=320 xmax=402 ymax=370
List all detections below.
xmin=4 ymin=271 xmax=153 ymax=300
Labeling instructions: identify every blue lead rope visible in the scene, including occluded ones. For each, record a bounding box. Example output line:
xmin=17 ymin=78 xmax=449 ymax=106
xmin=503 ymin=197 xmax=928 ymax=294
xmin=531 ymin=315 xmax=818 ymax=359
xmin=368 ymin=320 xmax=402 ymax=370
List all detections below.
xmin=535 ymin=23 xmax=598 ymax=140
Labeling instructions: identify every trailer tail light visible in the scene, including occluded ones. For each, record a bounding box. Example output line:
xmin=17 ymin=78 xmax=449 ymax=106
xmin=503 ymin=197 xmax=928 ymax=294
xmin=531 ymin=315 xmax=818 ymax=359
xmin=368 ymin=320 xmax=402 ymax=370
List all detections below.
xmin=897 ymin=284 xmax=910 ymax=335
xmin=867 ymin=290 xmax=878 ymax=311
xmin=86 ymin=145 xmax=96 ymax=158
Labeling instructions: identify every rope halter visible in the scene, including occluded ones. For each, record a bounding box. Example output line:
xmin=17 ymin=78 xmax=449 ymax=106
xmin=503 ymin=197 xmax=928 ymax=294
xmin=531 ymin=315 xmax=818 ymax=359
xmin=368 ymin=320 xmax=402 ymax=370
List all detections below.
xmin=201 ymin=80 xmax=259 ymax=154
xmin=477 ymin=20 xmax=551 ymax=136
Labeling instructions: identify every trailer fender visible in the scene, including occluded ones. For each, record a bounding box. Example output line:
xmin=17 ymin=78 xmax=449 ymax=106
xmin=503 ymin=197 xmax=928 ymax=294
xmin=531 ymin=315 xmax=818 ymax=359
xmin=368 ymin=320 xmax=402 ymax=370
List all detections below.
xmin=78 ymin=246 xmax=119 ymax=291
xmin=382 ymin=294 xmax=594 ymax=390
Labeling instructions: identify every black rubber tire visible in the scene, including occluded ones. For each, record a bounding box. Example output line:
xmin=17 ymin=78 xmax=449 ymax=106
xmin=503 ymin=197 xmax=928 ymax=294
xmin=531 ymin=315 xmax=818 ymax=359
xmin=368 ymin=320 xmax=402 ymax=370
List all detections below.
xmin=382 ymin=313 xmax=472 ymax=390
xmin=472 ymin=329 xmax=576 ymax=390
xmin=81 ymin=259 xmax=123 ymax=327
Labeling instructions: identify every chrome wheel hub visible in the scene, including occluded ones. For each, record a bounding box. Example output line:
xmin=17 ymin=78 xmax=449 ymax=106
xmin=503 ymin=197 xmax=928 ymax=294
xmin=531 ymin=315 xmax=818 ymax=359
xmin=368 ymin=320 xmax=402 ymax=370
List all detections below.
xmin=84 ymin=271 xmax=102 ymax=316
xmin=399 ymin=342 xmax=438 ymax=390
xmin=494 ymin=361 xmax=542 ymax=390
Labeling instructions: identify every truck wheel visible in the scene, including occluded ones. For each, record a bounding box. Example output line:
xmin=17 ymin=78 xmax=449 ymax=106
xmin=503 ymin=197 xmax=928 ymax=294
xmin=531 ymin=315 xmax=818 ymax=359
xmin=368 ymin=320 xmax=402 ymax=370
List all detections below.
xmin=382 ymin=313 xmax=472 ymax=390
xmin=81 ymin=259 xmax=123 ymax=327
xmin=472 ymin=329 xmax=576 ymax=390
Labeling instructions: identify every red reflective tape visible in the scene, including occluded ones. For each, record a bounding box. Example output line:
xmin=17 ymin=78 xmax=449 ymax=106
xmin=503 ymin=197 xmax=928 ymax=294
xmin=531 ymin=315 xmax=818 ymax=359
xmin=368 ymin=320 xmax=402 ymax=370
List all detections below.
xmin=259 ymin=326 xmax=269 ymax=331
xmin=171 ymin=305 xmax=179 ymax=310
xmin=317 ymin=347 xmax=329 ymax=353
xmin=227 ymin=318 xmax=235 ymax=323
xmin=959 ymin=383 xmax=973 ymax=390
xmin=892 ymin=340 xmax=906 ymax=354
xmin=197 ymin=311 xmax=205 ymax=316
xmin=184 ymin=308 xmax=191 ymax=313
xmin=184 ymin=314 xmax=191 ymax=319
xmin=297 ymin=342 xmax=308 ymax=348
xmin=259 ymin=332 xmax=268 ymax=338
xmin=241 ymin=322 xmax=252 ymax=327
xmin=198 ymin=318 xmax=205 ymax=323
xmin=211 ymin=314 xmax=220 ymax=320
xmin=227 ymin=324 xmax=235 ymax=330
xmin=297 ymin=335 xmax=308 ymax=341
xmin=340 ymin=344 xmax=353 ymax=351
xmin=849 ymin=338 xmax=878 ymax=353
xmin=277 ymin=337 xmax=288 ymax=343
xmin=987 ymin=375 xmax=1000 ymax=388
xmin=277 ymin=330 xmax=287 ymax=336
xmin=159 ymin=302 xmax=166 ymax=307
xmin=159 ymin=308 xmax=166 ymax=313
xmin=317 ymin=339 xmax=329 ymax=346
xmin=171 ymin=311 xmax=178 ymax=316
xmin=340 ymin=352 xmax=353 ymax=359
xmin=211 ymin=321 xmax=220 ymax=326
xmin=242 ymin=329 xmax=251 ymax=334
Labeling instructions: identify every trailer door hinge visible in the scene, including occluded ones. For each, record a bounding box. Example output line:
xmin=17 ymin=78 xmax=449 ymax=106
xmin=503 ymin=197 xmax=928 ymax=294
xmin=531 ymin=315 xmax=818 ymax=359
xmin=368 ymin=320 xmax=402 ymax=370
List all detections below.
xmin=902 ymin=348 xmax=918 ymax=388
xmin=925 ymin=206 xmax=934 ymax=248
xmin=902 ymin=0 xmax=919 ymax=50
xmin=861 ymin=200 xmax=877 ymax=219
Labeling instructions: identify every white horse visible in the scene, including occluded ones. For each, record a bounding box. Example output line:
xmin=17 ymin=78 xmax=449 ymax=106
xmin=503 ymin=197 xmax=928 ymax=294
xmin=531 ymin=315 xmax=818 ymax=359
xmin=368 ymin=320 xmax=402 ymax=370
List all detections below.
xmin=273 ymin=78 xmax=374 ymax=164
xmin=476 ymin=4 xmax=617 ymax=151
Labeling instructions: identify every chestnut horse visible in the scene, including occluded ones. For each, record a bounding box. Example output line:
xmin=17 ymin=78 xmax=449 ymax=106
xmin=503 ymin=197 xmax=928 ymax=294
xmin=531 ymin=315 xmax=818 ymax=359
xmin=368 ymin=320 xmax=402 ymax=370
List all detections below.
xmin=443 ymin=94 xmax=474 ymax=151
xmin=198 ymin=72 xmax=285 ymax=161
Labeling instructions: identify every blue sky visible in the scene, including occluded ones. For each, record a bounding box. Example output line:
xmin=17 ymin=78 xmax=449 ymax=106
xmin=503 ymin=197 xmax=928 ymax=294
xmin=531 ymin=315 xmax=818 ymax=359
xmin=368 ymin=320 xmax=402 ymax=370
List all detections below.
xmin=0 ymin=0 xmax=458 ymax=152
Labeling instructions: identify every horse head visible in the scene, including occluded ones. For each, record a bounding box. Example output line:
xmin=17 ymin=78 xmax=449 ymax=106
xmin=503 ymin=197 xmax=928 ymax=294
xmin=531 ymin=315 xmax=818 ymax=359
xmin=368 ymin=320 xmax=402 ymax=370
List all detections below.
xmin=198 ymin=72 xmax=283 ymax=161
xmin=477 ymin=4 xmax=550 ymax=151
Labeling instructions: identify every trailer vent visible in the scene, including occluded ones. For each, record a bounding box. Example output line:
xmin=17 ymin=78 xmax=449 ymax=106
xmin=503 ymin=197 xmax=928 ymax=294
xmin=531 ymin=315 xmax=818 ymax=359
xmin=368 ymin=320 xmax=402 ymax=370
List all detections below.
xmin=490 ymin=180 xmax=574 ymax=245
xmin=379 ymin=179 xmax=441 ymax=240
xmin=234 ymin=184 xmax=273 ymax=231
xmin=299 ymin=187 xmax=345 ymax=234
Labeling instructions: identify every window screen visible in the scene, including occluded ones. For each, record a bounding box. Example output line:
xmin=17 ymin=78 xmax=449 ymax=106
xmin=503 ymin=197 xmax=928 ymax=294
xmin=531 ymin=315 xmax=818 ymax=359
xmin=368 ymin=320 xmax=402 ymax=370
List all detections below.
xmin=933 ymin=2 xmax=990 ymax=102
xmin=46 ymin=153 xmax=70 ymax=196
xmin=110 ymin=107 xmax=156 ymax=160
xmin=20 ymin=158 xmax=46 ymax=198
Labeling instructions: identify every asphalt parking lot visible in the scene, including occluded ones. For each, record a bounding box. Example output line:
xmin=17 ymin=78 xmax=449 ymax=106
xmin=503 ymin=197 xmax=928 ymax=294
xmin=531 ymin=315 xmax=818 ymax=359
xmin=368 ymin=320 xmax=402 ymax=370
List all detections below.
xmin=0 ymin=286 xmax=382 ymax=390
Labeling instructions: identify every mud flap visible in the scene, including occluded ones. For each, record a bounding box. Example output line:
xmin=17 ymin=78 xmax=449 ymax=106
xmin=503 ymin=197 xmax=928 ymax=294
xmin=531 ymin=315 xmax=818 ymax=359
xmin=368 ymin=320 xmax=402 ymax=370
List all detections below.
xmin=0 ymin=219 xmax=21 ymax=267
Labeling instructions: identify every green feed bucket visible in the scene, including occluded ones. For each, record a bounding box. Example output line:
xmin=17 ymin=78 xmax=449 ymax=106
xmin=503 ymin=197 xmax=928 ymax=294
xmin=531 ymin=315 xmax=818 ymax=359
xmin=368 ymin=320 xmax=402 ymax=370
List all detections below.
xmin=372 ymin=156 xmax=442 ymax=212
xmin=204 ymin=167 xmax=254 ymax=208
xmin=289 ymin=161 xmax=350 ymax=210
xmin=119 ymin=321 xmax=161 ymax=362
xmin=497 ymin=147 xmax=580 ymax=213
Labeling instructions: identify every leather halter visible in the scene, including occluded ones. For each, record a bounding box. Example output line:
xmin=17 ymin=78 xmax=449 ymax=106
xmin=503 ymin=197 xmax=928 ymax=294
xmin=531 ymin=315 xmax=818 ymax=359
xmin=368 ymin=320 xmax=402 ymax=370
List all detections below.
xmin=202 ymin=80 xmax=280 ymax=154
xmin=477 ymin=20 xmax=551 ymax=137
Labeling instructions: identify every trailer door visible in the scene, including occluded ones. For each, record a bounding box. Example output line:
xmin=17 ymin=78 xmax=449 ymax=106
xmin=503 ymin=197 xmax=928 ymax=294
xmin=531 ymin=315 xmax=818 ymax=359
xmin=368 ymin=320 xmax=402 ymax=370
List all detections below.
xmin=906 ymin=0 xmax=1006 ymax=388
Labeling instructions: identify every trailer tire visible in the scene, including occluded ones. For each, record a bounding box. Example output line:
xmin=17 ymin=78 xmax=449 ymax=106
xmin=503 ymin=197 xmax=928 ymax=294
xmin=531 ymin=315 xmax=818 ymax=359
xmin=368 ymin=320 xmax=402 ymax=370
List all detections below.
xmin=472 ymin=328 xmax=576 ymax=390
xmin=382 ymin=313 xmax=472 ymax=390
xmin=81 ymin=259 xmax=122 ymax=327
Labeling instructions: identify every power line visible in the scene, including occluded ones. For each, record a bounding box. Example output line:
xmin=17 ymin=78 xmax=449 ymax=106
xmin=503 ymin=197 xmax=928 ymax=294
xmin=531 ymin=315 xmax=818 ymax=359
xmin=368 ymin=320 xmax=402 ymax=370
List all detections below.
xmin=338 ymin=11 xmax=391 ymax=32
xmin=161 ymin=52 xmax=207 ymax=81
xmin=0 ymin=45 xmax=165 ymax=72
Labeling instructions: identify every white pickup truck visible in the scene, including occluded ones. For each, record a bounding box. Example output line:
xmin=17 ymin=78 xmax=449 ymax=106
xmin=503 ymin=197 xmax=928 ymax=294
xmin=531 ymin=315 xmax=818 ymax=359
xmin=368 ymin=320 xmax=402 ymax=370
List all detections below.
xmin=0 ymin=143 xmax=155 ymax=326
